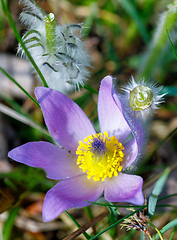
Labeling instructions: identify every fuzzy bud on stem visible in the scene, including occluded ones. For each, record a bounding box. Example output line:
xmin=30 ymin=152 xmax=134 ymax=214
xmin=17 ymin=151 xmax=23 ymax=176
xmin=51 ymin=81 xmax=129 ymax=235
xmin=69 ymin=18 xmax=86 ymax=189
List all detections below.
xmin=116 ymin=76 xmax=165 ymax=120
xmin=112 ymin=76 xmax=165 ymax=170
xmin=17 ymin=0 xmax=91 ymax=93
xmin=129 ymin=85 xmax=154 ymax=111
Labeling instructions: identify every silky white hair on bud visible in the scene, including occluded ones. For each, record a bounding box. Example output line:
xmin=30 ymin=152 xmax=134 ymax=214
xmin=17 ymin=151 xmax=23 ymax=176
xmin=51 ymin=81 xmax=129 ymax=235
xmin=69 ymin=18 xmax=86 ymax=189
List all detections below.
xmin=17 ymin=0 xmax=91 ymax=93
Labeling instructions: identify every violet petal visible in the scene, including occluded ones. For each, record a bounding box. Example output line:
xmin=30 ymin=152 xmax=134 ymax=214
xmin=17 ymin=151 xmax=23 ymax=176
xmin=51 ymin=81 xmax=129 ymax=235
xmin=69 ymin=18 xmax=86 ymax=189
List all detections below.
xmin=122 ymin=138 xmax=138 ymax=168
xmin=98 ymin=76 xmax=131 ymax=143
xmin=104 ymin=173 xmax=144 ymax=205
xmin=35 ymin=87 xmax=96 ymax=154
xmin=112 ymin=88 xmax=146 ymax=161
xmin=8 ymin=141 xmax=80 ymax=180
xmin=42 ymin=174 xmax=103 ymax=222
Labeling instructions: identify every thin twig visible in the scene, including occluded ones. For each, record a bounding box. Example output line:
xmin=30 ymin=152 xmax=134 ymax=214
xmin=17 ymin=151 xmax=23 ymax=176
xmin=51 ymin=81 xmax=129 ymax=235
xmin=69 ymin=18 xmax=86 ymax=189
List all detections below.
xmin=63 ymin=210 xmax=110 ymax=240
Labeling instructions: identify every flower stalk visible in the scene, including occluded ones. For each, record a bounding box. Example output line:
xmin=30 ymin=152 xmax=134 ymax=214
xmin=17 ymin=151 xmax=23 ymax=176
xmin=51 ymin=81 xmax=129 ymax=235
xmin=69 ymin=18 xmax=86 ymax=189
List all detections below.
xmin=0 ymin=66 xmax=40 ymax=108
xmin=44 ymin=13 xmax=56 ymax=53
xmin=1 ymin=0 xmax=49 ymax=88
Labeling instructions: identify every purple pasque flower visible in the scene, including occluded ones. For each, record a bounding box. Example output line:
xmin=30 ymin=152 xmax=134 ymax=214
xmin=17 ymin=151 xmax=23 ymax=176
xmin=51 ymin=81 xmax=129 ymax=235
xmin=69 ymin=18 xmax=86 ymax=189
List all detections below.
xmin=8 ymin=76 xmax=144 ymax=222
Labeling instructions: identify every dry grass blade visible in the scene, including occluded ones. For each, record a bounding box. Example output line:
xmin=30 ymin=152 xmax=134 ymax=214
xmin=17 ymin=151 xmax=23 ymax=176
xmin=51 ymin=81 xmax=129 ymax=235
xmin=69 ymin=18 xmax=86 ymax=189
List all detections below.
xmin=0 ymin=103 xmax=50 ymax=136
xmin=63 ymin=209 xmax=110 ymax=240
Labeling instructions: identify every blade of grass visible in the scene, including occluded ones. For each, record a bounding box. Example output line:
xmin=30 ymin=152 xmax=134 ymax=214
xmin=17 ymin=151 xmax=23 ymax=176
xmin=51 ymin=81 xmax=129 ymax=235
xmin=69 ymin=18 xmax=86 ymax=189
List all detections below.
xmin=1 ymin=92 xmax=35 ymax=119
xmin=0 ymin=103 xmax=50 ymax=137
xmin=153 ymin=219 xmax=177 ymax=240
xmin=0 ymin=66 xmax=40 ymax=108
xmin=140 ymin=232 xmax=144 ymax=240
xmin=89 ymin=206 xmax=145 ymax=240
xmin=107 ymin=202 xmax=120 ymax=238
xmin=64 ymin=210 xmax=110 ymax=240
xmin=152 ymin=168 xmax=170 ymax=196
xmin=86 ymin=200 xmax=144 ymax=208
xmin=148 ymin=195 xmax=158 ymax=220
xmin=158 ymin=193 xmax=177 ymax=202
xmin=3 ymin=207 xmax=19 ymax=240
xmin=0 ymin=93 xmax=53 ymax=139
xmin=1 ymin=0 xmax=48 ymax=88
xmin=169 ymin=226 xmax=177 ymax=240
xmin=166 ymin=29 xmax=177 ymax=60
xmin=147 ymin=221 xmax=164 ymax=240
xmin=155 ymin=204 xmax=177 ymax=208
xmin=65 ymin=211 xmax=91 ymax=240
xmin=82 ymin=84 xmax=98 ymax=94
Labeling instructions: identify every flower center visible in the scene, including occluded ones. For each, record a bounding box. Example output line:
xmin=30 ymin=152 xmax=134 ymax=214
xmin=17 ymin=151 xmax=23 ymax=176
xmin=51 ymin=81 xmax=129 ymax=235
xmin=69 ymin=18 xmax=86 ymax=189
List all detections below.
xmin=76 ymin=132 xmax=124 ymax=182
xmin=129 ymin=85 xmax=154 ymax=111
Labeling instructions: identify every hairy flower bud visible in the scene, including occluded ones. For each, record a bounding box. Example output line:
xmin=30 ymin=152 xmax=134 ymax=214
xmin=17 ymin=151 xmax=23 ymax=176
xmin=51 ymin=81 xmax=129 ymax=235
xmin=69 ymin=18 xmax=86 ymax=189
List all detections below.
xmin=17 ymin=0 xmax=91 ymax=93
xmin=118 ymin=76 xmax=165 ymax=120
xmin=112 ymin=76 xmax=165 ymax=170
xmin=129 ymin=85 xmax=154 ymax=112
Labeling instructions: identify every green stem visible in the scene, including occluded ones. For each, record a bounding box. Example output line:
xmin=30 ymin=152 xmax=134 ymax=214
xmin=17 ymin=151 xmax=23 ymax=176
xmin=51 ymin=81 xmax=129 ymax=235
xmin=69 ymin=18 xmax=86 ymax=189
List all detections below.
xmin=147 ymin=221 xmax=164 ymax=240
xmin=82 ymin=84 xmax=98 ymax=94
xmin=1 ymin=0 xmax=49 ymax=88
xmin=0 ymin=67 xmax=40 ymax=108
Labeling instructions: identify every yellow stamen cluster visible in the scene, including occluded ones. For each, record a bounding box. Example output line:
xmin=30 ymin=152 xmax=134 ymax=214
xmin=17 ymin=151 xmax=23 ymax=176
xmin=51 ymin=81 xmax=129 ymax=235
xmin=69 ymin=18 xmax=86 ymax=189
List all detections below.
xmin=76 ymin=132 xmax=124 ymax=182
